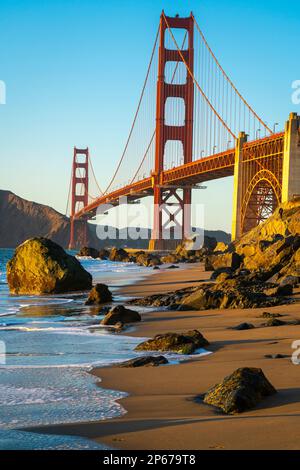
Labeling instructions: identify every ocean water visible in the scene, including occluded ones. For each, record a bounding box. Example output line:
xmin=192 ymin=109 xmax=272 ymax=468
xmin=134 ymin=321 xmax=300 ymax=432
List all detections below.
xmin=0 ymin=248 xmax=210 ymax=450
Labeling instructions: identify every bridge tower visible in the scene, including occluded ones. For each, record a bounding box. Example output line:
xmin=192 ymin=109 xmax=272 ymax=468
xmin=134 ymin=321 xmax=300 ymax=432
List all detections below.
xmin=282 ymin=112 xmax=300 ymax=202
xmin=149 ymin=13 xmax=194 ymax=250
xmin=69 ymin=147 xmax=89 ymax=250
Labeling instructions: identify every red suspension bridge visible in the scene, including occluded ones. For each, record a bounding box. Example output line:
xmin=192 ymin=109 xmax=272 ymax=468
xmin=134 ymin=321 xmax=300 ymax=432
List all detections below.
xmin=67 ymin=11 xmax=300 ymax=250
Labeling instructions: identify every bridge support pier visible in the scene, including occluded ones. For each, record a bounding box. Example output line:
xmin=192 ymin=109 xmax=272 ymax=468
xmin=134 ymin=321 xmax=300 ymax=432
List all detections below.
xmin=69 ymin=217 xmax=89 ymax=251
xmin=149 ymin=186 xmax=192 ymax=251
xmin=231 ymin=132 xmax=248 ymax=241
xmin=282 ymin=112 xmax=300 ymax=202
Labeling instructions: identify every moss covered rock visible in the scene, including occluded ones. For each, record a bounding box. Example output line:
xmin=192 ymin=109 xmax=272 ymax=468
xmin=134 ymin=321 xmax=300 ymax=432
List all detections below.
xmin=7 ymin=238 xmax=92 ymax=295
xmin=203 ymin=367 xmax=276 ymax=414
xmin=135 ymin=329 xmax=209 ymax=354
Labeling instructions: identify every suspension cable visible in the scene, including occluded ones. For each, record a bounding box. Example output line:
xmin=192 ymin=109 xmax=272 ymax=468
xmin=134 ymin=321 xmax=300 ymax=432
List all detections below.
xmin=163 ymin=12 xmax=236 ymax=141
xmin=103 ymin=25 xmax=160 ymax=195
xmin=89 ymin=154 xmax=103 ymax=195
xmin=129 ymin=30 xmax=189 ymax=185
xmin=191 ymin=14 xmax=272 ymax=135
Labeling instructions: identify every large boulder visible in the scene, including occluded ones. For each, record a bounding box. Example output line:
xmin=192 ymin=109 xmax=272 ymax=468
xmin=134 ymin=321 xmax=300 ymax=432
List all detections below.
xmin=77 ymin=246 xmax=99 ymax=259
xmin=85 ymin=283 xmax=112 ymax=305
xmin=203 ymin=367 xmax=276 ymax=414
xmin=135 ymin=330 xmax=209 ymax=354
xmin=101 ymin=305 xmax=141 ymax=325
xmin=6 ymin=238 xmax=92 ymax=295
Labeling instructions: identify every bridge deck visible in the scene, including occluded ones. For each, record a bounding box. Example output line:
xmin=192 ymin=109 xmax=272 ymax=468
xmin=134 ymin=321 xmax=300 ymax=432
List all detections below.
xmin=74 ymin=133 xmax=285 ymax=220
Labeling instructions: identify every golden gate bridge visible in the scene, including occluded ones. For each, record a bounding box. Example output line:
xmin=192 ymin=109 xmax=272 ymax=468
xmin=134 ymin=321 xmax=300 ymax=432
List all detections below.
xmin=66 ymin=11 xmax=300 ymax=250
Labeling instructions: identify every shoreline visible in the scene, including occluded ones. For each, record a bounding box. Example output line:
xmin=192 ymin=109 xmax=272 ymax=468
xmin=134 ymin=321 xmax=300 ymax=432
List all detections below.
xmin=27 ymin=263 xmax=300 ymax=450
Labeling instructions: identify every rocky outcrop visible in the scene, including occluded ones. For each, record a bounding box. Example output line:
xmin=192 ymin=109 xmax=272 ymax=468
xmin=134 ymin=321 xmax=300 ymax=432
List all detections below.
xmin=203 ymin=367 xmax=276 ymax=414
xmin=135 ymin=330 xmax=209 ymax=354
xmin=109 ymin=247 xmax=130 ymax=262
xmin=116 ymin=355 xmax=168 ymax=367
xmin=207 ymin=252 xmax=242 ymax=271
xmin=208 ymin=200 xmax=300 ymax=284
xmin=101 ymin=305 xmax=141 ymax=325
xmin=7 ymin=238 xmax=92 ymax=295
xmin=85 ymin=283 xmax=112 ymax=305
xmin=202 ymin=199 xmax=300 ymax=288
xmin=77 ymin=246 xmax=99 ymax=258
xmin=129 ymin=277 xmax=288 ymax=311
xmin=179 ymin=278 xmax=287 ymax=310
xmin=135 ymin=252 xmax=162 ymax=267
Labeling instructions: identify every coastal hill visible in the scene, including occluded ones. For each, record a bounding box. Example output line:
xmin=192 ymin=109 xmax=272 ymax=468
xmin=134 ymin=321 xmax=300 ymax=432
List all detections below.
xmin=0 ymin=189 xmax=230 ymax=248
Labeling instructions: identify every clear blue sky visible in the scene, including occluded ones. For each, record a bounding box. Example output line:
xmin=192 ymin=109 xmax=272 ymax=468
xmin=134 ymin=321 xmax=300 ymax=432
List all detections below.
xmin=1 ymin=0 xmax=299 ymax=233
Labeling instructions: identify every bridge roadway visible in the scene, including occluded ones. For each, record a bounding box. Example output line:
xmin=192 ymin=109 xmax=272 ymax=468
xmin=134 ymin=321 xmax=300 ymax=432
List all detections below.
xmin=74 ymin=132 xmax=285 ymax=221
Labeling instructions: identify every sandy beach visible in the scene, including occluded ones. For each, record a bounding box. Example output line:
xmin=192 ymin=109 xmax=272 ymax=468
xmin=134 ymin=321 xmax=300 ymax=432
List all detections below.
xmin=28 ymin=263 xmax=300 ymax=450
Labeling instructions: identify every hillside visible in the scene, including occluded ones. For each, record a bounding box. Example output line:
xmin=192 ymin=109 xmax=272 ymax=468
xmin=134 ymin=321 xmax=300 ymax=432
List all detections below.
xmin=0 ymin=190 xmax=71 ymax=248
xmin=0 ymin=190 xmax=231 ymax=249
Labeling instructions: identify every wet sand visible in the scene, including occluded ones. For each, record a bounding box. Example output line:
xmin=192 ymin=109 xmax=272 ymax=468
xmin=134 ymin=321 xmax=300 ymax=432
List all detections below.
xmin=29 ymin=263 xmax=300 ymax=450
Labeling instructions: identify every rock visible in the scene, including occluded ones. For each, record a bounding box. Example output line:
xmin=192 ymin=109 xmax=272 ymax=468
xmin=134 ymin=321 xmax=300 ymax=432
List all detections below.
xmin=85 ymin=283 xmax=112 ymax=305
xmin=167 ymin=264 xmax=179 ymax=269
xmin=259 ymin=311 xmax=283 ymax=319
xmin=98 ymin=249 xmax=109 ymax=260
xmin=207 ymin=252 xmax=242 ymax=271
xmin=213 ymin=242 xmax=228 ymax=253
xmin=264 ymin=354 xmax=288 ymax=359
xmin=203 ymin=235 xmax=218 ymax=252
xmin=231 ymin=323 xmax=255 ymax=331
xmin=116 ymin=355 xmax=168 ymax=368
xmin=263 ymin=318 xmax=286 ymax=327
xmin=266 ymin=284 xmax=294 ymax=297
xmin=215 ymin=272 xmax=232 ymax=283
xmin=279 ymin=275 xmax=299 ymax=287
xmin=203 ymin=367 xmax=276 ymax=414
xmin=210 ymin=267 xmax=233 ymax=281
xmin=153 ymin=265 xmax=160 ymax=270
xmin=135 ymin=329 xmax=209 ymax=354
xmin=77 ymin=246 xmax=99 ymax=259
xmin=161 ymin=254 xmax=179 ymax=264
xmin=109 ymin=247 xmax=130 ymax=262
xmin=180 ymin=278 xmax=283 ymax=311
xmin=101 ymin=305 xmax=141 ymax=325
xmin=204 ymin=257 xmax=214 ymax=271
xmin=7 ymin=238 xmax=92 ymax=295
xmin=136 ymin=253 xmax=161 ymax=267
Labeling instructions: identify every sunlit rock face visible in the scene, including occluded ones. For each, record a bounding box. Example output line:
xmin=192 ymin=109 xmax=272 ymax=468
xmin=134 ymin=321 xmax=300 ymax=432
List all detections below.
xmin=7 ymin=237 xmax=92 ymax=295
